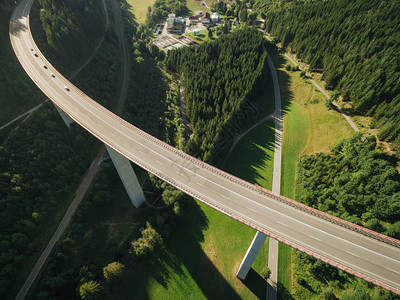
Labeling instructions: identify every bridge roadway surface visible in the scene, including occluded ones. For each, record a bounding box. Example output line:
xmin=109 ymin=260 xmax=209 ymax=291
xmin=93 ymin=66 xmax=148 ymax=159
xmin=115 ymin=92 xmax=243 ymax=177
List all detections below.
xmin=10 ymin=0 xmax=400 ymax=295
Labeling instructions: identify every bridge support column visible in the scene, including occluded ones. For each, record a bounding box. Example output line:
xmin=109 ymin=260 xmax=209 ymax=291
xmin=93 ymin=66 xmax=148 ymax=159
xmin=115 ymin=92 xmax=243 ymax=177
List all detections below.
xmin=237 ymin=231 xmax=267 ymax=280
xmin=54 ymin=103 xmax=74 ymax=128
xmin=105 ymin=145 xmax=145 ymax=208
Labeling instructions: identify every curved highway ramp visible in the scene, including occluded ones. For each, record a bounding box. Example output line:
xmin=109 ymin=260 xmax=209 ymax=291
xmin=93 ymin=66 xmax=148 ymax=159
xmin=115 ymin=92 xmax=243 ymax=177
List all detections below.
xmin=10 ymin=0 xmax=400 ymax=295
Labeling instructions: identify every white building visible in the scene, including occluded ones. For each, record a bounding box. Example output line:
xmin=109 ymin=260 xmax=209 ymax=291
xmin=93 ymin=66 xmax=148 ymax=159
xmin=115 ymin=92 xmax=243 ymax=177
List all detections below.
xmin=211 ymin=12 xmax=219 ymax=23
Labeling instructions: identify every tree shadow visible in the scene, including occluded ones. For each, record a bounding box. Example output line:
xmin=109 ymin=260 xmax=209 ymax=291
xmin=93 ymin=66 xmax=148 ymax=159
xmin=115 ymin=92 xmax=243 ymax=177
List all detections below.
xmin=163 ymin=198 xmax=241 ymax=299
xmin=9 ymin=18 xmax=27 ymax=36
xmin=264 ymin=42 xmax=294 ymax=117
xmin=119 ymin=0 xmax=138 ymax=24
xmin=225 ymin=120 xmax=275 ymax=185
xmin=242 ymin=268 xmax=268 ymax=300
xmin=277 ymin=282 xmax=295 ymax=300
xmin=116 ymin=198 xmax=241 ymax=299
xmin=297 ymin=277 xmax=315 ymax=292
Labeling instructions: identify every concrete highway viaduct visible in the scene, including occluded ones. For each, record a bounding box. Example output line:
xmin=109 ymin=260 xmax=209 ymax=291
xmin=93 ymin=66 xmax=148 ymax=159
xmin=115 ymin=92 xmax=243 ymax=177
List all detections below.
xmin=10 ymin=0 xmax=400 ymax=297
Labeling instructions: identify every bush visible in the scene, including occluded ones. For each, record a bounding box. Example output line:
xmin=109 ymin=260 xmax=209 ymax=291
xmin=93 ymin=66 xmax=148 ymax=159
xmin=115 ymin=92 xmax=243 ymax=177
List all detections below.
xmin=325 ymin=98 xmax=334 ymax=109
xmin=131 ymin=222 xmax=163 ymax=258
xmin=261 ymin=266 xmax=271 ymax=280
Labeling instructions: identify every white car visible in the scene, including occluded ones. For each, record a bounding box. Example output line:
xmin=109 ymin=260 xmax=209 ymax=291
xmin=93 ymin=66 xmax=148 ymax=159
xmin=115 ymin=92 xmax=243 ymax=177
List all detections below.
xmin=64 ymin=86 xmax=70 ymax=91
xmin=50 ymin=73 xmax=55 ymax=78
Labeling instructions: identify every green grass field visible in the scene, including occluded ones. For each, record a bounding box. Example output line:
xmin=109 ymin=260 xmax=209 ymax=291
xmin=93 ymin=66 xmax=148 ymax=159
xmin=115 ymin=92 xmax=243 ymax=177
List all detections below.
xmin=127 ymin=0 xmax=207 ymax=24
xmin=280 ymin=102 xmax=310 ymax=199
xmin=186 ymin=30 xmax=213 ymax=43
xmin=186 ymin=0 xmax=208 ymax=14
xmin=267 ymin=47 xmax=354 ymax=297
xmin=112 ymin=120 xmax=276 ymax=299
xmin=126 ymin=0 xmax=156 ymax=24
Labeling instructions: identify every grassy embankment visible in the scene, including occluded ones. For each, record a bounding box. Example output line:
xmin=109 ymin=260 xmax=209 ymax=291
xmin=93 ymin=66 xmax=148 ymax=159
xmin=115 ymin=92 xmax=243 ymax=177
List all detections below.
xmin=268 ymin=47 xmax=354 ymax=296
xmin=186 ymin=29 xmax=214 ymax=43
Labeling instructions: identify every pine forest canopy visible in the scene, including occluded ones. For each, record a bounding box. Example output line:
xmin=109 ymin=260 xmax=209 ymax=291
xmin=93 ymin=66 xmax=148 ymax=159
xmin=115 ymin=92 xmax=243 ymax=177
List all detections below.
xmin=260 ymin=0 xmax=400 ymax=145
xmin=38 ymin=0 xmax=104 ymax=60
xmin=165 ymin=27 xmax=268 ymax=162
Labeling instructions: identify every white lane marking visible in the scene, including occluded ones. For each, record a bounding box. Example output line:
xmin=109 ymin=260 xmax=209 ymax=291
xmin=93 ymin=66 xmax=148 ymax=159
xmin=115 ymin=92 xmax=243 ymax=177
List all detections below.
xmin=18 ymin=23 xmax=399 ymax=278
xmin=387 ymin=268 xmax=400 ymax=275
xmin=309 ymin=235 xmax=322 ymax=242
xmin=196 ymin=182 xmax=205 ymax=188
xmin=346 ymin=251 xmax=360 ymax=258
xmin=49 ymin=76 xmax=400 ymax=267
xmin=96 ymin=114 xmax=400 ymax=266
xmin=221 ymin=194 xmax=229 ymax=199
xmin=22 ymin=40 xmax=400 ymax=287
xmin=155 ymin=160 xmax=163 ymax=165
xmin=276 ymin=221 xmax=288 ymax=227
xmin=230 ymin=206 xmax=400 ymax=288
xmin=248 ymin=208 xmax=257 ymax=213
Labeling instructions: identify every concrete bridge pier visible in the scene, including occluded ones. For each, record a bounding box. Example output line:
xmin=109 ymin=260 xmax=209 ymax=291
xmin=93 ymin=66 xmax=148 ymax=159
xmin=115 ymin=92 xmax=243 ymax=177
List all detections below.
xmin=54 ymin=103 xmax=74 ymax=128
xmin=105 ymin=145 xmax=145 ymax=208
xmin=237 ymin=231 xmax=267 ymax=279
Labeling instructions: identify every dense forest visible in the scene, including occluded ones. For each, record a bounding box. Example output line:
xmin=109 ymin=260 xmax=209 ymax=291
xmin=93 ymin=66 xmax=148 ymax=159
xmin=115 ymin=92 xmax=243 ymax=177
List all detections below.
xmin=0 ymin=103 xmax=94 ymax=298
xmin=165 ymin=27 xmax=269 ymax=162
xmin=297 ymin=133 xmax=400 ymax=236
xmin=0 ymin=0 xmax=123 ymax=297
xmin=27 ymin=0 xmax=190 ymax=297
xmin=38 ymin=0 xmax=105 ymax=63
xmin=262 ymin=0 xmax=400 ymax=145
xmin=294 ymin=133 xmax=400 ymax=298
xmin=0 ymin=2 xmax=43 ymax=124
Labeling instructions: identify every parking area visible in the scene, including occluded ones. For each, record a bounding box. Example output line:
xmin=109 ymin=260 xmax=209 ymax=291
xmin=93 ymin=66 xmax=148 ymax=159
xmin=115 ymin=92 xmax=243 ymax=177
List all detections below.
xmin=175 ymin=35 xmax=199 ymax=46
xmin=153 ymin=35 xmax=199 ymax=51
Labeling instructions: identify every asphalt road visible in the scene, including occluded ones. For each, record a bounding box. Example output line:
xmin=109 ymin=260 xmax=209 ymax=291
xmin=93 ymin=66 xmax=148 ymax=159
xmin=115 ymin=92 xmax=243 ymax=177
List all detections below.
xmin=10 ymin=0 xmax=400 ymax=295
xmin=14 ymin=0 xmax=123 ymax=298
xmin=267 ymin=53 xmax=282 ymax=300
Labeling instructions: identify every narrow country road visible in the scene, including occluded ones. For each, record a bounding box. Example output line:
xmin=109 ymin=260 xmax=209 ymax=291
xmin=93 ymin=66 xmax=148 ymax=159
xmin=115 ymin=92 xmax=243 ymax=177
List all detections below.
xmin=15 ymin=148 xmax=106 ymax=300
xmin=267 ymin=53 xmax=282 ymax=300
xmin=12 ymin=0 xmax=400 ymax=296
xmin=281 ymin=46 xmax=359 ymax=132
xmin=224 ymin=46 xmax=282 ymax=299
xmin=263 ymin=33 xmax=358 ymax=299
xmin=15 ymin=0 xmax=128 ymax=298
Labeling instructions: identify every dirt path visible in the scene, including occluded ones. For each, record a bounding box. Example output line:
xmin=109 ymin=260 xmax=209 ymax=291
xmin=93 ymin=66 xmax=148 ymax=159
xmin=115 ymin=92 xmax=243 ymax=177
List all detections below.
xmin=266 ymin=34 xmax=359 ymax=133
